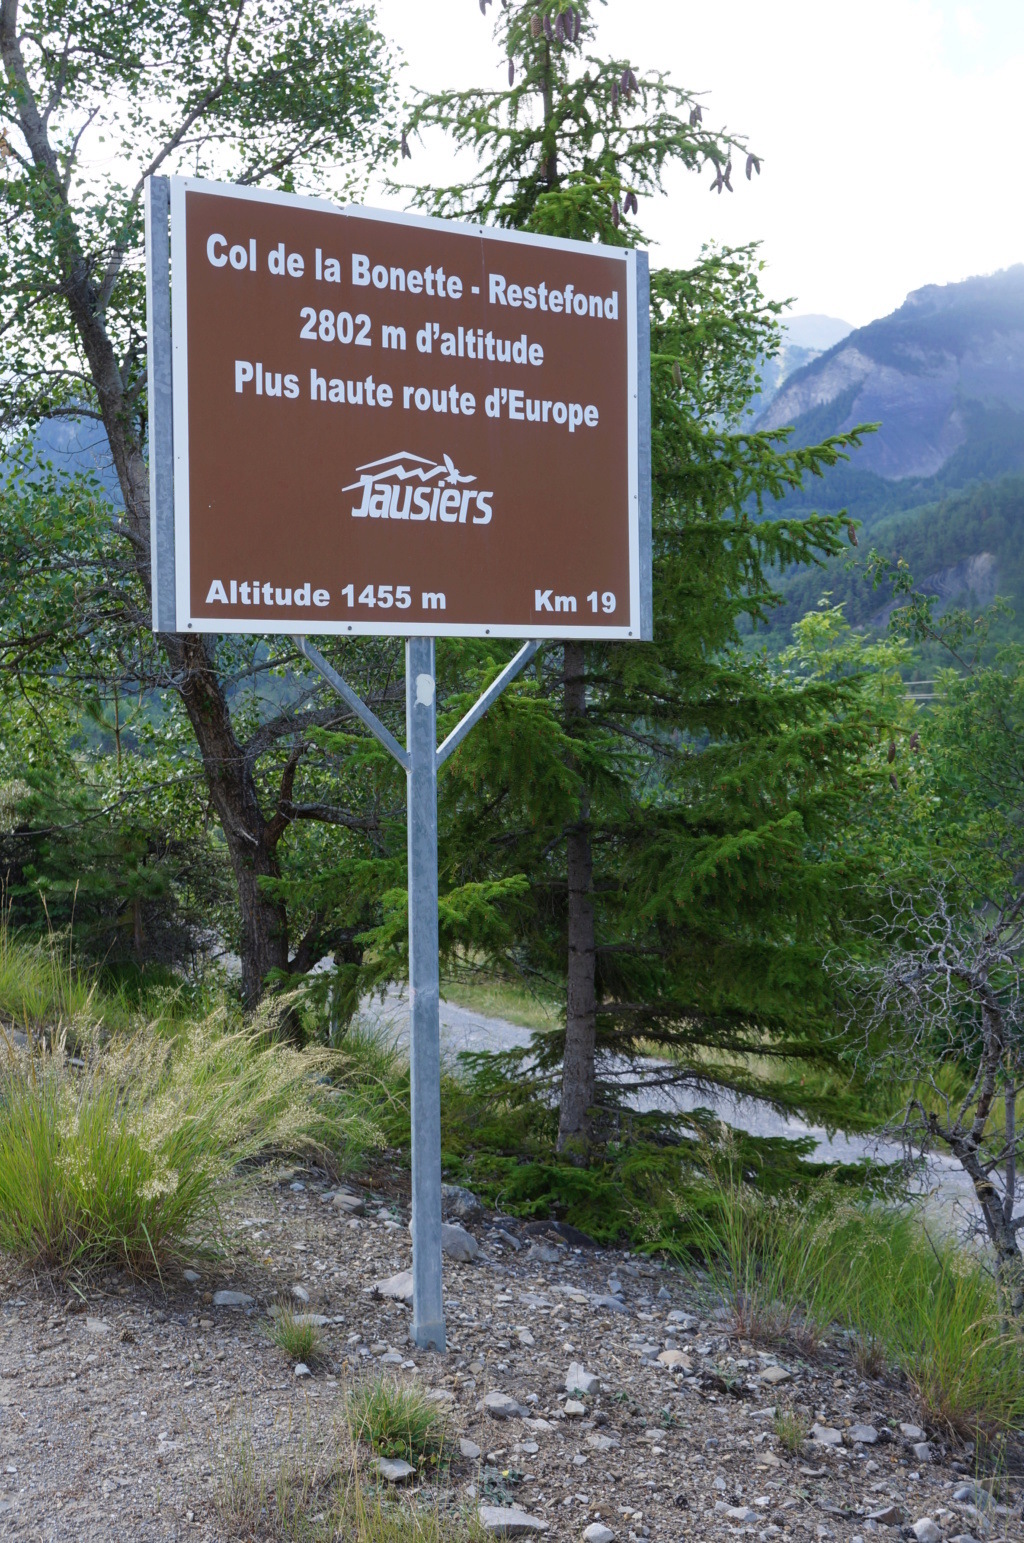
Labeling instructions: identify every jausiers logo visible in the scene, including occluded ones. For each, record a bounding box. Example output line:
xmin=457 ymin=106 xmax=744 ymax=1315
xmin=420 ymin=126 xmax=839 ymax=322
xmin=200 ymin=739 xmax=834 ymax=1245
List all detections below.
xmin=343 ymin=452 xmax=493 ymax=525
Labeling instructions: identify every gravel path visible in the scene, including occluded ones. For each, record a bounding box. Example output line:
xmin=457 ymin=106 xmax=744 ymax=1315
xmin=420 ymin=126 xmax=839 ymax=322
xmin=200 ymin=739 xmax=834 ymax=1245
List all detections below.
xmin=2 ymin=1166 xmax=1016 ymax=1541
xmin=363 ymin=988 xmax=981 ymax=1236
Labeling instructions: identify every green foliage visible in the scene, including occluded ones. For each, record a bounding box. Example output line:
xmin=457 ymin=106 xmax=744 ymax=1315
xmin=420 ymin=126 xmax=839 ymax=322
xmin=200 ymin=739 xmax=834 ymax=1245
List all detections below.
xmin=346 ymin=1377 xmax=453 ymax=1470
xmin=689 ymin=1177 xmax=1024 ymax=1438
xmin=772 ymin=474 xmax=1024 ymax=645
xmin=220 ymin=1419 xmax=480 ymax=1543
xmin=268 ymin=1303 xmax=324 ymax=1365
xmin=0 ymin=1005 xmax=382 ymax=1276
xmin=1 ymin=0 xmax=395 ymax=429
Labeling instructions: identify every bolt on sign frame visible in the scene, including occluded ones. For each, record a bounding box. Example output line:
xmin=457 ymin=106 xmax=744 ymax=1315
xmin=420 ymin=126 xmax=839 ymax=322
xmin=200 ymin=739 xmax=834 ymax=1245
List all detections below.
xmin=146 ymin=174 xmax=651 ymax=1350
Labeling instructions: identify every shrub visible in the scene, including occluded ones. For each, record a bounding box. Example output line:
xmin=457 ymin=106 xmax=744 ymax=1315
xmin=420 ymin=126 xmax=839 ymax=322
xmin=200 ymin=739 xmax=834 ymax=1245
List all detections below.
xmin=0 ymin=1007 xmax=381 ymax=1277
xmin=346 ymin=1377 xmax=452 ymax=1471
xmin=269 ymin=1304 xmax=324 ymax=1365
xmin=689 ymin=1175 xmax=1024 ymax=1439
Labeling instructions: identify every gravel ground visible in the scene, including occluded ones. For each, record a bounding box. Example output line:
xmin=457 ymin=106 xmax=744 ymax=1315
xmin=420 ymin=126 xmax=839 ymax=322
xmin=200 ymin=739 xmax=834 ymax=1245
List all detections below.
xmin=0 ymin=1165 xmax=1019 ymax=1543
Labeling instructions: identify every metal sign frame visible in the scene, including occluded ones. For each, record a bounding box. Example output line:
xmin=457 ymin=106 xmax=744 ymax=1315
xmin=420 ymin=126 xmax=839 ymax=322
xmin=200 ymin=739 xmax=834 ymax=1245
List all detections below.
xmin=145 ymin=174 xmax=653 ymax=1351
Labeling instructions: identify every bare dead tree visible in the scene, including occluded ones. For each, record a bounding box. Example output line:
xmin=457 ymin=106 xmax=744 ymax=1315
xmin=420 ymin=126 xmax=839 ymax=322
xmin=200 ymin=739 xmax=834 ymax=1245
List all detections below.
xmin=837 ymin=876 xmax=1024 ymax=1315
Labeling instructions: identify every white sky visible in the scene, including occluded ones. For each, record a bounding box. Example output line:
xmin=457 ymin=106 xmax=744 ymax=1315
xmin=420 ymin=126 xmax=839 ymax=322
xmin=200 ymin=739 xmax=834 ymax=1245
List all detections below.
xmin=372 ymin=0 xmax=1024 ymax=328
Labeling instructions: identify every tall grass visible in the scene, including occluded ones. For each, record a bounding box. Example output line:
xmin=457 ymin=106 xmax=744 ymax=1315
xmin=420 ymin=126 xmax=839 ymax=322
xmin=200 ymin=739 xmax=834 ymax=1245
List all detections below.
xmin=0 ymin=1007 xmax=385 ymax=1276
xmin=691 ymin=1177 xmax=1024 ymax=1439
xmin=0 ymin=914 xmax=98 ymax=1037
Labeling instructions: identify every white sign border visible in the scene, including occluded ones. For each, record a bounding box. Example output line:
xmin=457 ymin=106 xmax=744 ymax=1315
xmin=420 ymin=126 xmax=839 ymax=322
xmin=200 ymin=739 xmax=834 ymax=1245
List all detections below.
xmin=164 ymin=175 xmax=648 ymax=641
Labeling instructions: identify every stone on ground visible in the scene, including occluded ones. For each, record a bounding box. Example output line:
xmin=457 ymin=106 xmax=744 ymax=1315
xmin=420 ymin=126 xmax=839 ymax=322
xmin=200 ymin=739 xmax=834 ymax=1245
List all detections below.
xmin=374 ymin=1457 xmax=415 ymax=1483
xmin=565 ymin=1362 xmax=600 ymax=1396
xmin=759 ymin=1363 xmax=791 ymax=1384
xmin=911 ymin=1521 xmax=941 ymax=1543
xmin=811 ymin=1423 xmax=842 ymax=1445
xmin=212 ymin=1290 xmax=253 ymax=1308
xmin=374 ymin=1270 xmax=413 ymax=1303
xmin=459 ymin=1437 xmax=482 ymax=1460
xmin=478 ymin=1506 xmax=550 ymax=1536
xmin=848 ymin=1424 xmax=879 ymax=1445
xmin=441 ymin=1183 xmax=484 ymax=1222
xmin=583 ymin=1525 xmax=615 ymax=1543
xmin=441 ymin=1222 xmax=480 ymax=1262
xmin=482 ymin=1391 xmax=524 ymax=1420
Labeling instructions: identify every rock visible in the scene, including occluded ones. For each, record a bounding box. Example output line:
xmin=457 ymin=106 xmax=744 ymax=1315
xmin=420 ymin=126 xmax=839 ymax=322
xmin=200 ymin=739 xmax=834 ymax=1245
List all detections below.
xmin=592 ymin=1295 xmax=629 ymax=1314
xmin=849 ymin=1425 xmax=879 ymax=1446
xmin=656 ymin=1286 xmax=671 ymax=1301
xmin=333 ymin=1192 xmax=366 ymax=1215
xmin=516 ymin=1328 xmax=535 ymax=1347
xmin=198 ymin=1317 xmax=214 ymax=1330
xmin=666 ymin=1310 xmax=699 ymax=1330
xmin=724 ymin=1506 xmax=759 ymax=1524
xmin=289 ymin=1180 xmax=306 ymax=1191
xmin=952 ymin=1486 xmax=992 ymax=1509
xmin=911 ymin=1522 xmax=941 ymax=1543
xmin=525 ymin=1244 xmax=561 ymax=1265
xmin=867 ymin=1504 xmax=904 ymax=1526
xmin=212 ymin=1290 xmax=253 ymax=1308
xmin=294 ymin=1362 xmax=311 ymax=1378
xmin=912 ymin=1442 xmax=934 ymax=1463
xmin=290 ymin=1284 xmax=310 ymax=1304
xmin=374 ymin=1270 xmax=413 ymax=1303
xmin=566 ymin=1362 xmax=600 ymax=1396
xmin=374 ymin=1457 xmax=415 ymax=1483
xmin=656 ymin=1349 xmax=692 ymax=1371
xmin=84 ymin=1317 xmax=110 ymax=1336
xmin=183 ymin=1270 xmax=200 ymax=1285
xmin=381 ymin=1351 xmax=404 ymax=1365
xmin=564 ymin=1399 xmax=585 ymax=1417
xmin=586 ymin=1434 xmax=620 ymax=1452
xmin=760 ymin=1364 xmax=791 ymax=1385
xmin=900 ymin=1423 xmax=926 ymax=1441
xmin=441 ymin=1223 xmax=480 ymax=1262
xmin=948 ymin=1535 xmax=981 ymax=1543
xmin=460 ymin=1438 xmax=482 ymax=1460
xmin=478 ymin=1506 xmax=550 ymax=1536
xmin=584 ymin=1525 xmax=616 ymax=1543
xmin=811 ymin=1423 xmax=843 ymax=1446
xmin=482 ymin=1391 xmax=524 ymax=1420
xmin=442 ymin=1183 xmax=484 ymax=1222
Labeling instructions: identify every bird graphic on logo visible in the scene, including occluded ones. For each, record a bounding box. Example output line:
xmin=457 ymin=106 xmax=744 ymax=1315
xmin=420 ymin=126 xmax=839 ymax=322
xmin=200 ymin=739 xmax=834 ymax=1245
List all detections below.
xmin=442 ymin=454 xmax=474 ymax=487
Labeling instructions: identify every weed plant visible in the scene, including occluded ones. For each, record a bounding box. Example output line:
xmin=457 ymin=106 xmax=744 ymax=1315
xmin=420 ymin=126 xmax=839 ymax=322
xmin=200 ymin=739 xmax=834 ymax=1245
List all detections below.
xmin=269 ymin=1304 xmax=324 ymax=1365
xmin=0 ymin=1006 xmax=383 ymax=1277
xmin=220 ymin=1415 xmax=477 ymax=1543
xmin=690 ymin=1175 xmax=1024 ymax=1439
xmin=346 ymin=1376 xmax=452 ymax=1470
xmin=771 ymin=1408 xmax=808 ymax=1455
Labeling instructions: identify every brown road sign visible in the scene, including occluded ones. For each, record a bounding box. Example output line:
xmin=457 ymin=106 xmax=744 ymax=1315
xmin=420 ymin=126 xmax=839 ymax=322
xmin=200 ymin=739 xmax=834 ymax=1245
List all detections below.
xmin=150 ymin=177 xmax=651 ymax=639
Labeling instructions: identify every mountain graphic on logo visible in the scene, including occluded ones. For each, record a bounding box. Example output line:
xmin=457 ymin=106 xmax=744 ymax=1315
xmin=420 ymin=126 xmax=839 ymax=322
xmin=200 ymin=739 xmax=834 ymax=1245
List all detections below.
xmin=342 ymin=452 xmax=475 ymax=492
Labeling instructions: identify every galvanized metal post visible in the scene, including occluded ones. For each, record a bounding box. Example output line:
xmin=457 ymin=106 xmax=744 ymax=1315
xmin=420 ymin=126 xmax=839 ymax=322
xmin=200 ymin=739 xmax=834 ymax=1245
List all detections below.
xmin=406 ymin=636 xmax=446 ymax=1351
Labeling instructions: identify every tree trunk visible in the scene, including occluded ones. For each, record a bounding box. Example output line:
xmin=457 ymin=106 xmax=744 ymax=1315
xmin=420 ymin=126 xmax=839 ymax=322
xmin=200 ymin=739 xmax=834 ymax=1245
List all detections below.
xmin=557 ymin=641 xmax=597 ymax=1156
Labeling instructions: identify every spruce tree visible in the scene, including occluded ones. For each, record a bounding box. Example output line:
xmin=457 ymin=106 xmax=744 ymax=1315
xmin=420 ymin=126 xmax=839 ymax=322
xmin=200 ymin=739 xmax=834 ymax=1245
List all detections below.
xmin=393 ymin=0 xmax=880 ymax=1154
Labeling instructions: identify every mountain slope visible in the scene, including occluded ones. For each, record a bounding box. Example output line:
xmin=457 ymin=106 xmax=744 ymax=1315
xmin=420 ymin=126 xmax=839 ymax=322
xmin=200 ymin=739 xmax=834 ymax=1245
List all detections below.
xmin=759 ymin=266 xmax=1024 ymax=483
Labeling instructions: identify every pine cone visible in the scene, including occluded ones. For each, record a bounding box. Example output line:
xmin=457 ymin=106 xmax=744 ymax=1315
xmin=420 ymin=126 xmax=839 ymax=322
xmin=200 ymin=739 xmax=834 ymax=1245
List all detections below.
xmin=555 ymin=11 xmax=564 ymax=41
xmin=889 ymin=772 xmax=899 ymax=792
xmin=672 ymin=361 xmax=683 ymax=389
xmin=531 ymin=13 xmax=542 ymax=36
xmin=612 ymin=198 xmax=620 ymax=227
xmin=745 ymin=153 xmax=761 ymax=180
xmin=689 ymin=105 xmax=703 ymax=127
xmin=574 ymin=7 xmax=581 ymax=39
xmin=909 ymin=731 xmax=920 ymax=752
xmin=401 ymin=133 xmax=411 ymax=160
xmin=544 ymin=13 xmax=554 ymax=39
xmin=847 ymin=522 xmax=858 ymax=546
xmin=887 ymin=741 xmax=896 ymax=763
xmin=508 ymin=59 xmax=515 ymax=86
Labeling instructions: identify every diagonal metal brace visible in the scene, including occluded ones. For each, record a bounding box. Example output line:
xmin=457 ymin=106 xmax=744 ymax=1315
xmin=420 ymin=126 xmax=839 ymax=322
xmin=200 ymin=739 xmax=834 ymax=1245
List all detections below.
xmin=297 ymin=635 xmax=410 ymax=770
xmin=436 ymin=640 xmax=541 ymax=766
